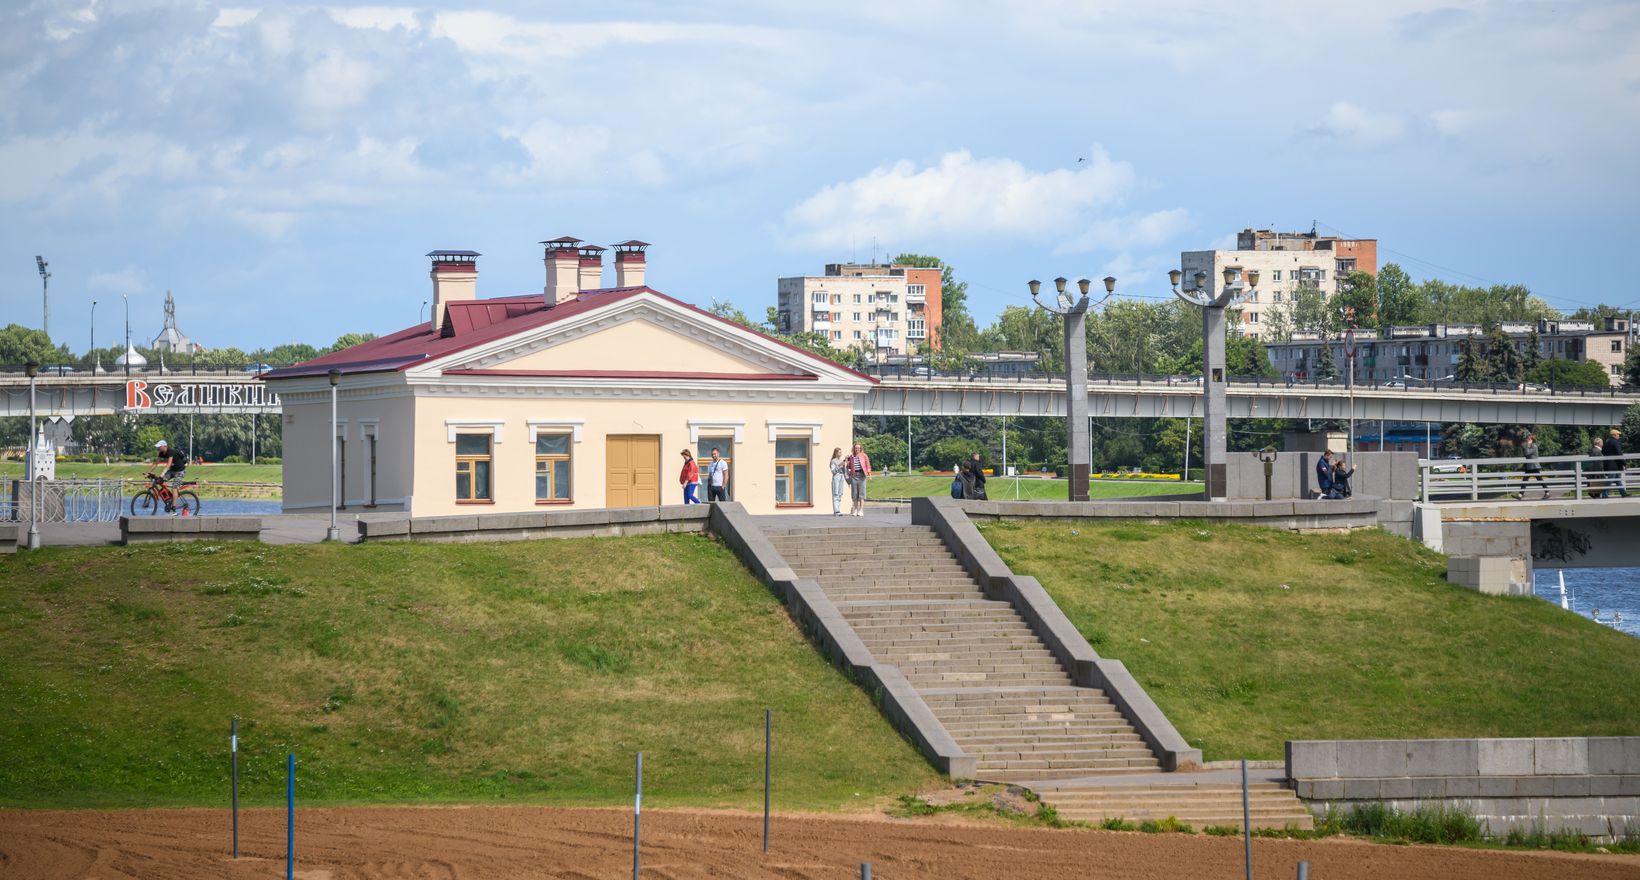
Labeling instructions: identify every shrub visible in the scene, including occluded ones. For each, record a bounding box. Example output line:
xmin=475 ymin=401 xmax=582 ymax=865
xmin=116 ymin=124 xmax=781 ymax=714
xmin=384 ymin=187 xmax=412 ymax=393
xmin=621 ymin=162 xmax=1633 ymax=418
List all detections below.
xmin=1343 ymin=802 xmax=1482 ymax=844
xmin=1203 ymin=824 xmax=1240 ymax=837
xmin=1099 ymin=817 xmax=1136 ymax=831
xmin=221 ymin=455 xmax=246 ymax=464
xmin=1138 ymin=816 xmax=1193 ymax=834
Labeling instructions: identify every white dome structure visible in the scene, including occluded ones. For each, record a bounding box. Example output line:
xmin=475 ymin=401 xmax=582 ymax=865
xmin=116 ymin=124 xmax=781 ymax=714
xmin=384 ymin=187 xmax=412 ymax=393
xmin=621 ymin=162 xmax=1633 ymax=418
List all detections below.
xmin=115 ymin=344 xmax=147 ymax=367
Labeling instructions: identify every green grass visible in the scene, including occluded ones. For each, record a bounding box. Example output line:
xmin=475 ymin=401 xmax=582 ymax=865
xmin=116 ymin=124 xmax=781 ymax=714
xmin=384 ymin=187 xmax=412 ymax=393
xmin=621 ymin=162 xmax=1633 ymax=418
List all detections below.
xmin=0 ymin=461 xmax=282 ymax=484
xmin=868 ymin=475 xmax=1201 ymax=501
xmin=0 ymin=535 xmax=938 ymax=809
xmin=978 ymin=519 xmax=1640 ymax=762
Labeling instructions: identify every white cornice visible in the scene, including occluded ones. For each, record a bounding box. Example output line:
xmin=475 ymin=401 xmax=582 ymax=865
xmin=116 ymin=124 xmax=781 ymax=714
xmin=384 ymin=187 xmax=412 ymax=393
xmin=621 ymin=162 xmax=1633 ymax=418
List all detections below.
xmin=409 ymin=380 xmax=858 ymax=405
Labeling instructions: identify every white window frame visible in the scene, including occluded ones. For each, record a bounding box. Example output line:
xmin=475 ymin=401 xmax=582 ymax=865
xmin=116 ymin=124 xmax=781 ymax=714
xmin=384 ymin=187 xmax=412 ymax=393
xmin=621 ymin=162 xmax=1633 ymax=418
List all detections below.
xmin=766 ymin=418 xmax=823 ymax=445
xmin=688 ymin=419 xmax=745 ymax=445
xmin=445 ymin=419 xmax=505 ymax=443
xmin=527 ymin=419 xmax=584 ymax=443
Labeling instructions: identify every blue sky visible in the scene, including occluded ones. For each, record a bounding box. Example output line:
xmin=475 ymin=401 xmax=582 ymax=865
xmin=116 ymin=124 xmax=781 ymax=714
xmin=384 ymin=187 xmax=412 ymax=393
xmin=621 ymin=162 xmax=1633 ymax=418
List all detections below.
xmin=2 ymin=1 xmax=1638 ymax=352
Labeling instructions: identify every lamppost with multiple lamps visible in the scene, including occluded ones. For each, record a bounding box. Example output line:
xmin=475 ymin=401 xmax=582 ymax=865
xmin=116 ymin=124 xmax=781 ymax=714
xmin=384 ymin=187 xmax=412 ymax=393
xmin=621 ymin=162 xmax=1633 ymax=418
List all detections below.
xmin=1169 ymin=266 xmax=1258 ymax=501
xmin=25 ymin=361 xmax=41 ymax=550
xmin=1030 ymin=275 xmax=1115 ymax=502
xmin=327 ymin=369 xmax=342 ymax=542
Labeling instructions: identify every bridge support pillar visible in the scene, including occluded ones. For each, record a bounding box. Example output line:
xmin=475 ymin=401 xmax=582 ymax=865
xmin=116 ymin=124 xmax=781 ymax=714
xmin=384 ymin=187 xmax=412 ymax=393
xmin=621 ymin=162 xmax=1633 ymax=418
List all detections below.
xmin=1201 ymin=305 xmax=1228 ymax=500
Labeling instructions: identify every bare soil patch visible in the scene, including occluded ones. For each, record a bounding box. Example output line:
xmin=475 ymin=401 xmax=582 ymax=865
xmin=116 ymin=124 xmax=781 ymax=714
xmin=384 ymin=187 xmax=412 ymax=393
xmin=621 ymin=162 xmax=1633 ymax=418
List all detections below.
xmin=3 ymin=806 xmax=1638 ymax=879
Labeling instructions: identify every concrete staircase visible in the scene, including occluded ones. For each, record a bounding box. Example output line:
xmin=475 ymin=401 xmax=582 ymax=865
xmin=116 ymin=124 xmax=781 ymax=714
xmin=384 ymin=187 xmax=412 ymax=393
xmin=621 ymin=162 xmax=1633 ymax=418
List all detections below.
xmin=1032 ymin=775 xmax=1315 ymax=830
xmin=762 ymin=523 xmax=1312 ymax=830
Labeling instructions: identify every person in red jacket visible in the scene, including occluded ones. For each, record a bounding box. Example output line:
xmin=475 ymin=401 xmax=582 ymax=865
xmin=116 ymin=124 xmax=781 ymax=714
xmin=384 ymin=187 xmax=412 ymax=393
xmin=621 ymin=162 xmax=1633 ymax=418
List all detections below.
xmin=846 ymin=443 xmax=872 ymax=516
xmin=679 ymin=448 xmax=701 ymax=504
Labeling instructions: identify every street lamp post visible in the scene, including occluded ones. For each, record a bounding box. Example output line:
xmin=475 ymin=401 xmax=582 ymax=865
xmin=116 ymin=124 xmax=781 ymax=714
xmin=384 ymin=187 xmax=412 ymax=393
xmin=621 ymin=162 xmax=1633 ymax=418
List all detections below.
xmin=122 ymin=293 xmax=131 ymax=376
xmin=327 ymin=369 xmax=342 ymax=542
xmin=1031 ymin=276 xmax=1116 ymax=502
xmin=1170 ymin=266 xmax=1259 ymax=501
xmin=35 ymin=256 xmax=50 ymax=340
xmin=25 ymin=361 xmax=41 ymax=550
xmin=91 ymin=300 xmax=99 ymax=373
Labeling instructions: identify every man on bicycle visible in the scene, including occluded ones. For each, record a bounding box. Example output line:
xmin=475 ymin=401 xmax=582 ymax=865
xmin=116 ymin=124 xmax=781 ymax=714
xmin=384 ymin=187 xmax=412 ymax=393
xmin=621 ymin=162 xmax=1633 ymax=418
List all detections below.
xmin=147 ymin=440 xmax=188 ymax=514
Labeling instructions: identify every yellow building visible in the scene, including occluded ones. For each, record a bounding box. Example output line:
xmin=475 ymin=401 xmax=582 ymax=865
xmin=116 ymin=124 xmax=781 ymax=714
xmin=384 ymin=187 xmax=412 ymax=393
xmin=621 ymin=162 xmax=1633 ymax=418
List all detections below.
xmin=265 ymin=241 xmax=875 ymax=516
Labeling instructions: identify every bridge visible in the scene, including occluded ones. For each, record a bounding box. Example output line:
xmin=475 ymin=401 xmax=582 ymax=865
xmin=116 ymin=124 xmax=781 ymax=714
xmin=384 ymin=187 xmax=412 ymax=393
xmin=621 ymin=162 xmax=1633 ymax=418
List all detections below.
xmin=1415 ymin=453 xmax=1640 ymax=571
xmin=860 ymin=373 xmax=1637 ymax=425
xmin=1 ymin=366 xmax=1635 ymax=426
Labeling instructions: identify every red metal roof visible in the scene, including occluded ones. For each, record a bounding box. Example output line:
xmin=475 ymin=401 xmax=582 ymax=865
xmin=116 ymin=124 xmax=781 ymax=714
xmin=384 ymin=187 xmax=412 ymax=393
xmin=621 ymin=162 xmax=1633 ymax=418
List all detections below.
xmin=263 ymin=287 xmax=877 ymax=383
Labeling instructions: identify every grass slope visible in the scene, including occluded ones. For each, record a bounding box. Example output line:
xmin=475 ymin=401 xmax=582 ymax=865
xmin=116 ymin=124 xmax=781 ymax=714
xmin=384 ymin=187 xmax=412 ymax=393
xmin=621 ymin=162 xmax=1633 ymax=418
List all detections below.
xmin=0 ymin=461 xmax=282 ymax=484
xmin=979 ymin=519 xmax=1640 ymax=762
xmin=869 ymin=475 xmax=1200 ymax=501
xmin=0 ymin=535 xmax=937 ymax=809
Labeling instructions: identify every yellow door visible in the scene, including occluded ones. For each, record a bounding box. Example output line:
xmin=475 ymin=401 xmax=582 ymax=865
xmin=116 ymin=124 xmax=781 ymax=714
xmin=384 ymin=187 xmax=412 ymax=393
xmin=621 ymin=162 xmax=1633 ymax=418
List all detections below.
xmin=606 ymin=435 xmax=661 ymax=508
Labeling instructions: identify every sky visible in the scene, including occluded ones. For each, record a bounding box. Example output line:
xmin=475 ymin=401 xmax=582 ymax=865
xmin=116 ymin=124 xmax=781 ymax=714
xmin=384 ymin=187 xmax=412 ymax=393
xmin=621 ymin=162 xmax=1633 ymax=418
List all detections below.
xmin=1 ymin=0 xmax=1638 ymax=354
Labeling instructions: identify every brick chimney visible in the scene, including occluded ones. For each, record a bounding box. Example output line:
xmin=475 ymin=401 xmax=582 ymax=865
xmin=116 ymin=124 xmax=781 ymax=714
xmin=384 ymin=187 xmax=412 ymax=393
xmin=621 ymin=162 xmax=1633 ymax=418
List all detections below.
xmin=578 ymin=244 xmax=606 ymax=292
xmin=542 ymin=236 xmax=582 ymax=305
xmin=613 ymin=240 xmax=649 ymax=288
xmin=427 ymin=250 xmax=479 ymax=333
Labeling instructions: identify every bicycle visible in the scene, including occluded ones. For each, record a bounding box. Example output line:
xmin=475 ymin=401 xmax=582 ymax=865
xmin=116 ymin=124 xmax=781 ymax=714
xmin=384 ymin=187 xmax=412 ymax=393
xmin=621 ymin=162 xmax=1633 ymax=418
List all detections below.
xmin=131 ymin=474 xmax=201 ymax=517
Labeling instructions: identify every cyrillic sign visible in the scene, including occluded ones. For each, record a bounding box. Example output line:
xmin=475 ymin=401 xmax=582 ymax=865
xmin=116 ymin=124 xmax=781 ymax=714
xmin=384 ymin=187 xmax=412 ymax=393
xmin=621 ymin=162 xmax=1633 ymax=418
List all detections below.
xmin=124 ymin=379 xmax=280 ymax=411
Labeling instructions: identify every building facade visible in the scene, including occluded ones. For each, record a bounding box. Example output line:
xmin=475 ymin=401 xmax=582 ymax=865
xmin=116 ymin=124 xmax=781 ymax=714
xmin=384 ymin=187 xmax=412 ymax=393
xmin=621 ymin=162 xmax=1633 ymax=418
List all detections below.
xmin=1263 ymin=317 xmax=1633 ymax=387
xmin=1184 ymin=228 xmax=1378 ymax=339
xmin=266 ymin=242 xmax=876 ymax=517
xmin=776 ymin=262 xmax=944 ymax=358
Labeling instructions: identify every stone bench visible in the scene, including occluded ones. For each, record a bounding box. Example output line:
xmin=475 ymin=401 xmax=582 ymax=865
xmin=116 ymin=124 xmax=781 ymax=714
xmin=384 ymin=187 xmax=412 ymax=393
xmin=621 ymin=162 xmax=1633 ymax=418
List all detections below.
xmin=358 ymin=504 xmax=712 ymax=543
xmin=119 ymin=516 xmax=264 ymax=544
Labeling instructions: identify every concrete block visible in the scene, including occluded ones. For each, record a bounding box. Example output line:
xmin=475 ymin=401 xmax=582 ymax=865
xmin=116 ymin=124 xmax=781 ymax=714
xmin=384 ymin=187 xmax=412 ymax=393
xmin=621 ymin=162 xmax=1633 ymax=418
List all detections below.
xmin=360 ymin=518 xmax=409 ymax=537
xmin=1552 ymin=776 xmax=1593 ymax=797
xmin=656 ymin=504 xmax=711 ymax=522
xmin=1535 ymin=738 xmax=1590 ymax=775
xmin=1480 ymin=739 xmax=1537 ymax=778
xmin=1342 ymin=778 xmax=1382 ymax=800
xmin=477 ymin=512 xmax=548 ymax=531
xmin=410 ymin=515 xmax=480 ymax=534
xmin=1588 ymin=738 xmax=1640 ymax=775
xmin=1513 ymin=776 xmax=1556 ymax=797
xmin=1338 ymin=740 xmax=1409 ymax=778
xmin=1287 ymin=741 xmax=1339 ymax=779
xmin=1411 ymin=776 xmax=1448 ymax=799
xmin=1308 ymin=779 xmax=1345 ymax=800
xmin=1380 ymin=777 xmax=1418 ymax=799
xmin=1469 ymin=776 xmax=1517 ymax=799
xmin=1589 ymin=775 xmax=1625 ymax=797
xmin=607 ymin=507 xmax=660 ymax=524
xmin=1406 ymin=739 xmax=1479 ymax=777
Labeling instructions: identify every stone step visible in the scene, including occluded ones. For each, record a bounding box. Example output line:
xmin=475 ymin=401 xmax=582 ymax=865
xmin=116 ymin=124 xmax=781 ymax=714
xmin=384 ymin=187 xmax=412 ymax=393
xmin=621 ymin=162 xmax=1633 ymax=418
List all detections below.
xmin=977 ymin=758 xmax=1162 ymax=773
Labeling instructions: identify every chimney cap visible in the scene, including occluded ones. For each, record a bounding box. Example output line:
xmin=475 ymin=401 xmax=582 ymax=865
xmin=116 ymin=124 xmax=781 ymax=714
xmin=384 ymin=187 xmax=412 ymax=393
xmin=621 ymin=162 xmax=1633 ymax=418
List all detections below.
xmin=612 ymin=239 xmax=651 ymax=249
xmin=541 ymin=236 xmax=583 ymax=246
xmin=578 ymin=244 xmax=607 ymax=254
xmin=427 ymin=250 xmax=481 ymax=258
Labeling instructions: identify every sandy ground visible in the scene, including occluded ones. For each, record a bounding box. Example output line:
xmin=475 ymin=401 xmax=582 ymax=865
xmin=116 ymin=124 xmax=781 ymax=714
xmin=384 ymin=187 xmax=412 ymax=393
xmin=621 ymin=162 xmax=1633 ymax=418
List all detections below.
xmin=3 ymin=806 xmax=1638 ymax=880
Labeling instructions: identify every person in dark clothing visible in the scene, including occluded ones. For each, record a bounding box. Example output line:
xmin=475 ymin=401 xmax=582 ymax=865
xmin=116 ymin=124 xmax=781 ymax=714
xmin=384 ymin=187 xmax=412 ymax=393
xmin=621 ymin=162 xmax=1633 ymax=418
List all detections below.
xmin=1332 ymin=456 xmax=1356 ymax=498
xmin=958 ymin=460 xmax=977 ymax=499
xmin=146 ymin=440 xmax=189 ymax=514
xmin=1604 ymin=430 xmax=1630 ymax=498
xmin=968 ymin=452 xmax=988 ymax=500
xmin=1516 ymin=433 xmax=1544 ymax=499
xmin=1315 ymin=450 xmax=1338 ymax=499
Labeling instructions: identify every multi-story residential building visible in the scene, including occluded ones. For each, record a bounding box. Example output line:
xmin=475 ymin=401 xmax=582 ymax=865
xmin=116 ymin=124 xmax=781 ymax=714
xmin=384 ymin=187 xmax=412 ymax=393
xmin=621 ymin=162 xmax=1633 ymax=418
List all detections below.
xmin=776 ymin=262 xmax=943 ymax=357
xmin=1263 ymin=317 xmax=1633 ymax=387
xmin=1182 ymin=228 xmax=1378 ymax=340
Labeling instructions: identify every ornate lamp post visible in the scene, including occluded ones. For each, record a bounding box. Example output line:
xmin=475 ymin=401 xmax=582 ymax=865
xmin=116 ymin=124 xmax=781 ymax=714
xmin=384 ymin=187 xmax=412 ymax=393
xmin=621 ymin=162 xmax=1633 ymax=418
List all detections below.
xmin=1031 ymin=275 xmax=1116 ymax=502
xmin=1170 ymin=266 xmax=1259 ymax=500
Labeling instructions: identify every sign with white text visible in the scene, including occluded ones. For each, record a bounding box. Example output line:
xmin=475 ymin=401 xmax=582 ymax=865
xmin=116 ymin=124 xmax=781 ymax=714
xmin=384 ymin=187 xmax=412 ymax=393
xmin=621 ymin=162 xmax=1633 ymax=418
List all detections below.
xmin=124 ymin=379 xmax=281 ymax=412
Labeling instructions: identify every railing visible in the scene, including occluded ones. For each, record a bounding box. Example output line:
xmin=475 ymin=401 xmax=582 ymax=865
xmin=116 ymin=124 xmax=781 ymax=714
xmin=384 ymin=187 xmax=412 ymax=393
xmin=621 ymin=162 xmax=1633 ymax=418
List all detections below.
xmin=1417 ymin=453 xmax=1640 ymax=502
xmin=0 ymin=363 xmax=295 ymax=378
xmin=3 ymin=478 xmax=127 ymax=523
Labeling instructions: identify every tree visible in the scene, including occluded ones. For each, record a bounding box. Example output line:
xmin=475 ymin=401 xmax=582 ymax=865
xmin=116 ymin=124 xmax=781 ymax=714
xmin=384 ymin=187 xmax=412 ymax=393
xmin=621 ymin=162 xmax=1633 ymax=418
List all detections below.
xmin=1527 ymin=358 xmax=1609 ymax=389
xmin=0 ymin=324 xmax=65 ymax=365
xmin=1455 ymin=336 xmax=1487 ymax=383
xmin=1484 ymin=324 xmax=1522 ymax=384
xmin=1521 ymin=327 xmax=1543 ymax=374
xmin=983 ymin=305 xmax=1062 ymax=372
xmin=1375 ymin=263 xmax=1421 ymax=329
xmin=1315 ymin=338 xmax=1338 ymax=379
xmin=322 ymin=333 xmax=378 ymax=355
xmin=1625 ymin=346 xmax=1640 ymax=388
xmin=858 ymin=432 xmax=908 ymax=473
xmin=1334 ymin=271 xmax=1378 ymax=327
xmin=1287 ymin=283 xmax=1333 ymax=335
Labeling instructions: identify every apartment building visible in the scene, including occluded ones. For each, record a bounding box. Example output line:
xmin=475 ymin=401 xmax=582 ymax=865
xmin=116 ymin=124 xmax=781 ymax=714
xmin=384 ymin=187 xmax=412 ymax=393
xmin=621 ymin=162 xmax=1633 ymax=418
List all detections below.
xmin=776 ymin=262 xmax=943 ymax=357
xmin=1182 ymin=228 xmax=1378 ymax=339
xmin=1263 ymin=317 xmax=1633 ymax=387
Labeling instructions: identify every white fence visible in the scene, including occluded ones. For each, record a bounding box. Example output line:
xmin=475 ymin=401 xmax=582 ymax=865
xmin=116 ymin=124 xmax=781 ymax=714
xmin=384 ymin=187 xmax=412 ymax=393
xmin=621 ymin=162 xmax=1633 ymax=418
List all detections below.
xmin=1419 ymin=452 xmax=1640 ymax=502
xmin=3 ymin=479 xmax=127 ymax=523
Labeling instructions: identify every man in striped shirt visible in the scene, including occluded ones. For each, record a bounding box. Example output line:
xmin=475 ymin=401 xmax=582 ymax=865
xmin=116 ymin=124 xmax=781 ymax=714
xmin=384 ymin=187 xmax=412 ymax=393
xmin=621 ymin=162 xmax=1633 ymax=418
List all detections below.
xmin=847 ymin=443 xmax=872 ymax=516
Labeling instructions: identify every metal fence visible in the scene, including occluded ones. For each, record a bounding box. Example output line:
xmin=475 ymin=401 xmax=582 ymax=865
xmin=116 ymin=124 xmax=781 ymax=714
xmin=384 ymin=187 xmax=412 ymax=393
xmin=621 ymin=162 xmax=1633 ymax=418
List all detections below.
xmin=1419 ymin=452 xmax=1640 ymax=502
xmin=3 ymin=479 xmax=127 ymax=523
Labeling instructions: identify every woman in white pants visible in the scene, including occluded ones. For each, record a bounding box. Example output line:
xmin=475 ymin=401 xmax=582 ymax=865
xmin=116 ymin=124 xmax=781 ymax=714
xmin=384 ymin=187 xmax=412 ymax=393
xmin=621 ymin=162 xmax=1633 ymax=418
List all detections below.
xmin=828 ymin=447 xmax=847 ymax=515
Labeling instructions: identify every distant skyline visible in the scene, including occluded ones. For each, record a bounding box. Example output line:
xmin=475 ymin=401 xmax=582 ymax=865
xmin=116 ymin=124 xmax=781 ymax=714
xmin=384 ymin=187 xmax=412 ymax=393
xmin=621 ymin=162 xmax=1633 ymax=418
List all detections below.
xmin=2 ymin=1 xmax=1638 ymax=351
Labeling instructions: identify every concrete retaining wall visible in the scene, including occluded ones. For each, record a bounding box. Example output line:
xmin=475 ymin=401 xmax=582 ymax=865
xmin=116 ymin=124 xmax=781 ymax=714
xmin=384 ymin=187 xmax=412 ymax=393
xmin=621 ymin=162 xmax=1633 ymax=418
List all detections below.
xmin=708 ymin=503 xmax=975 ymax=778
xmin=959 ymin=497 xmax=1395 ymax=534
xmin=119 ymin=516 xmax=263 ymax=544
xmin=357 ymin=505 xmax=711 ymax=542
xmin=912 ymin=496 xmax=1203 ymax=771
xmin=1225 ymin=451 xmax=1420 ymax=502
xmin=1288 ymin=737 xmax=1640 ymax=840
xmin=0 ymin=523 xmax=16 ymax=554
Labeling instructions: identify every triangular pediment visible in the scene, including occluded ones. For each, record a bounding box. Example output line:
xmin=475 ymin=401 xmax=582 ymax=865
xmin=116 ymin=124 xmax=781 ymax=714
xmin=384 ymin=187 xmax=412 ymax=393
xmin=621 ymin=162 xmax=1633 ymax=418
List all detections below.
xmin=417 ymin=291 xmax=872 ymax=387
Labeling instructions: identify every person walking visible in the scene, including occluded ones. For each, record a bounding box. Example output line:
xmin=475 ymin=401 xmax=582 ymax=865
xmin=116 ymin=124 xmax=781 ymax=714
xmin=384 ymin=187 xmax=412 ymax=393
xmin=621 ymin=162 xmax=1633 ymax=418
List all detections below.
xmin=968 ymin=451 xmax=988 ymax=500
xmin=705 ymin=446 xmax=730 ymax=502
xmin=846 ymin=443 xmax=872 ymax=516
xmin=1516 ymin=433 xmax=1544 ymax=499
xmin=1605 ymin=429 xmax=1630 ymax=498
xmin=958 ymin=459 xmax=977 ymax=499
xmin=1590 ymin=436 xmax=1608 ymax=498
xmin=828 ymin=447 xmax=847 ymax=515
xmin=679 ymin=449 xmax=701 ymax=504
xmin=950 ymin=463 xmax=965 ymax=499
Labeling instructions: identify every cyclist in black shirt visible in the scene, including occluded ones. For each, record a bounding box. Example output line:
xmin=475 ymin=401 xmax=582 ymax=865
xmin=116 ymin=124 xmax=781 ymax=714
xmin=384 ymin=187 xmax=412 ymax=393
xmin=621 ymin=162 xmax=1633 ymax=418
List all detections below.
xmin=147 ymin=440 xmax=189 ymax=514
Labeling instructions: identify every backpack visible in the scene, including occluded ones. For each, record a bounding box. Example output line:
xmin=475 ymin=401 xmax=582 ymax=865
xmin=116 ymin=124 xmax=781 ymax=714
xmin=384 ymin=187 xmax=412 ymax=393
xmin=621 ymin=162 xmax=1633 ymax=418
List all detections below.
xmin=950 ymin=476 xmax=964 ymax=499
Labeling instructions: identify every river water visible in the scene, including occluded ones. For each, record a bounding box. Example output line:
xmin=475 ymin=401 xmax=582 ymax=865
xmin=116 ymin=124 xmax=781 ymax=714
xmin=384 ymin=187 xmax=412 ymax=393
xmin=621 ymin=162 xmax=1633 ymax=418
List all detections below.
xmin=1533 ymin=567 xmax=1640 ymax=638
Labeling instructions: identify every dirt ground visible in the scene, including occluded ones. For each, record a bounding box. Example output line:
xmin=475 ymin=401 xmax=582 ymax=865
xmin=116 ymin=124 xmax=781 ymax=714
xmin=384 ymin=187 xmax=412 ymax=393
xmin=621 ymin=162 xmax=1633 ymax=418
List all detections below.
xmin=3 ymin=806 xmax=1638 ymax=880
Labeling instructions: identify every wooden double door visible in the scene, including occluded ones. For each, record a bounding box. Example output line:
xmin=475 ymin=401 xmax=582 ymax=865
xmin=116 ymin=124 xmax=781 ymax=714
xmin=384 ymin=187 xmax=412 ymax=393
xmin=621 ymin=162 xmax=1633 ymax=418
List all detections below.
xmin=606 ymin=434 xmax=660 ymax=508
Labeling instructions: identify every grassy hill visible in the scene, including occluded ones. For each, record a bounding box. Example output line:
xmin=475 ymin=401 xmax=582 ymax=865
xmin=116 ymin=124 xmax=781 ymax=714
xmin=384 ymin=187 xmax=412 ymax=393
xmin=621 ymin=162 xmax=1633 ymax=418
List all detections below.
xmin=980 ymin=519 xmax=1640 ymax=762
xmin=869 ymin=475 xmax=1200 ymax=501
xmin=0 ymin=535 xmax=937 ymax=809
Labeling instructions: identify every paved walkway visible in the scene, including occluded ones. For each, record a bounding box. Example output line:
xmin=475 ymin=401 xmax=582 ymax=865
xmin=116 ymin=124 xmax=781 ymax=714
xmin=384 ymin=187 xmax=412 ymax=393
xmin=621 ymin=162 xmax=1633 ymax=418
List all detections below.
xmin=24 ymin=511 xmax=410 ymax=547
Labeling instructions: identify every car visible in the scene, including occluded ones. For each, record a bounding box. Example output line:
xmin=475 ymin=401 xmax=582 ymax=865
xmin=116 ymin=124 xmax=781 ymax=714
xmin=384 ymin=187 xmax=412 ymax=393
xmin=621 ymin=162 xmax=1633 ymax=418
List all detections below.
xmin=1382 ymin=380 xmax=1407 ymax=389
xmin=242 ymin=363 xmax=276 ymax=374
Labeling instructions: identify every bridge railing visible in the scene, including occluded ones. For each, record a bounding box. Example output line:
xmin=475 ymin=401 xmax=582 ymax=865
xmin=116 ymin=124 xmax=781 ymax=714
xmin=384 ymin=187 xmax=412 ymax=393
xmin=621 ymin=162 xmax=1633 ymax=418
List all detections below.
xmin=0 ymin=363 xmax=295 ymax=378
xmin=3 ymin=478 xmax=126 ymax=523
xmin=1418 ymin=453 xmax=1640 ymax=502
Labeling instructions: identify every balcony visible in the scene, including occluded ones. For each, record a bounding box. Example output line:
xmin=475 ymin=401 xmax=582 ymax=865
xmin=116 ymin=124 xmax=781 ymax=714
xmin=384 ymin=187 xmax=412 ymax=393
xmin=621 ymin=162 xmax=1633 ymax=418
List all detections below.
xmin=812 ymin=320 xmax=831 ymax=331
xmin=907 ymin=322 xmax=926 ymax=339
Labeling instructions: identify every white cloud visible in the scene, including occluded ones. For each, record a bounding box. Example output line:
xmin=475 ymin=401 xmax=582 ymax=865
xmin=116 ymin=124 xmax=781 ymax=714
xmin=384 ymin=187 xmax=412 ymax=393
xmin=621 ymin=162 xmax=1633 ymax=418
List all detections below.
xmin=1054 ymin=208 xmax=1192 ymax=256
xmin=781 ymin=147 xmax=1146 ymax=249
xmin=87 ymin=269 xmax=146 ymax=295
xmin=1431 ymin=107 xmax=1485 ymax=138
xmin=1309 ymin=102 xmax=1408 ymax=147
